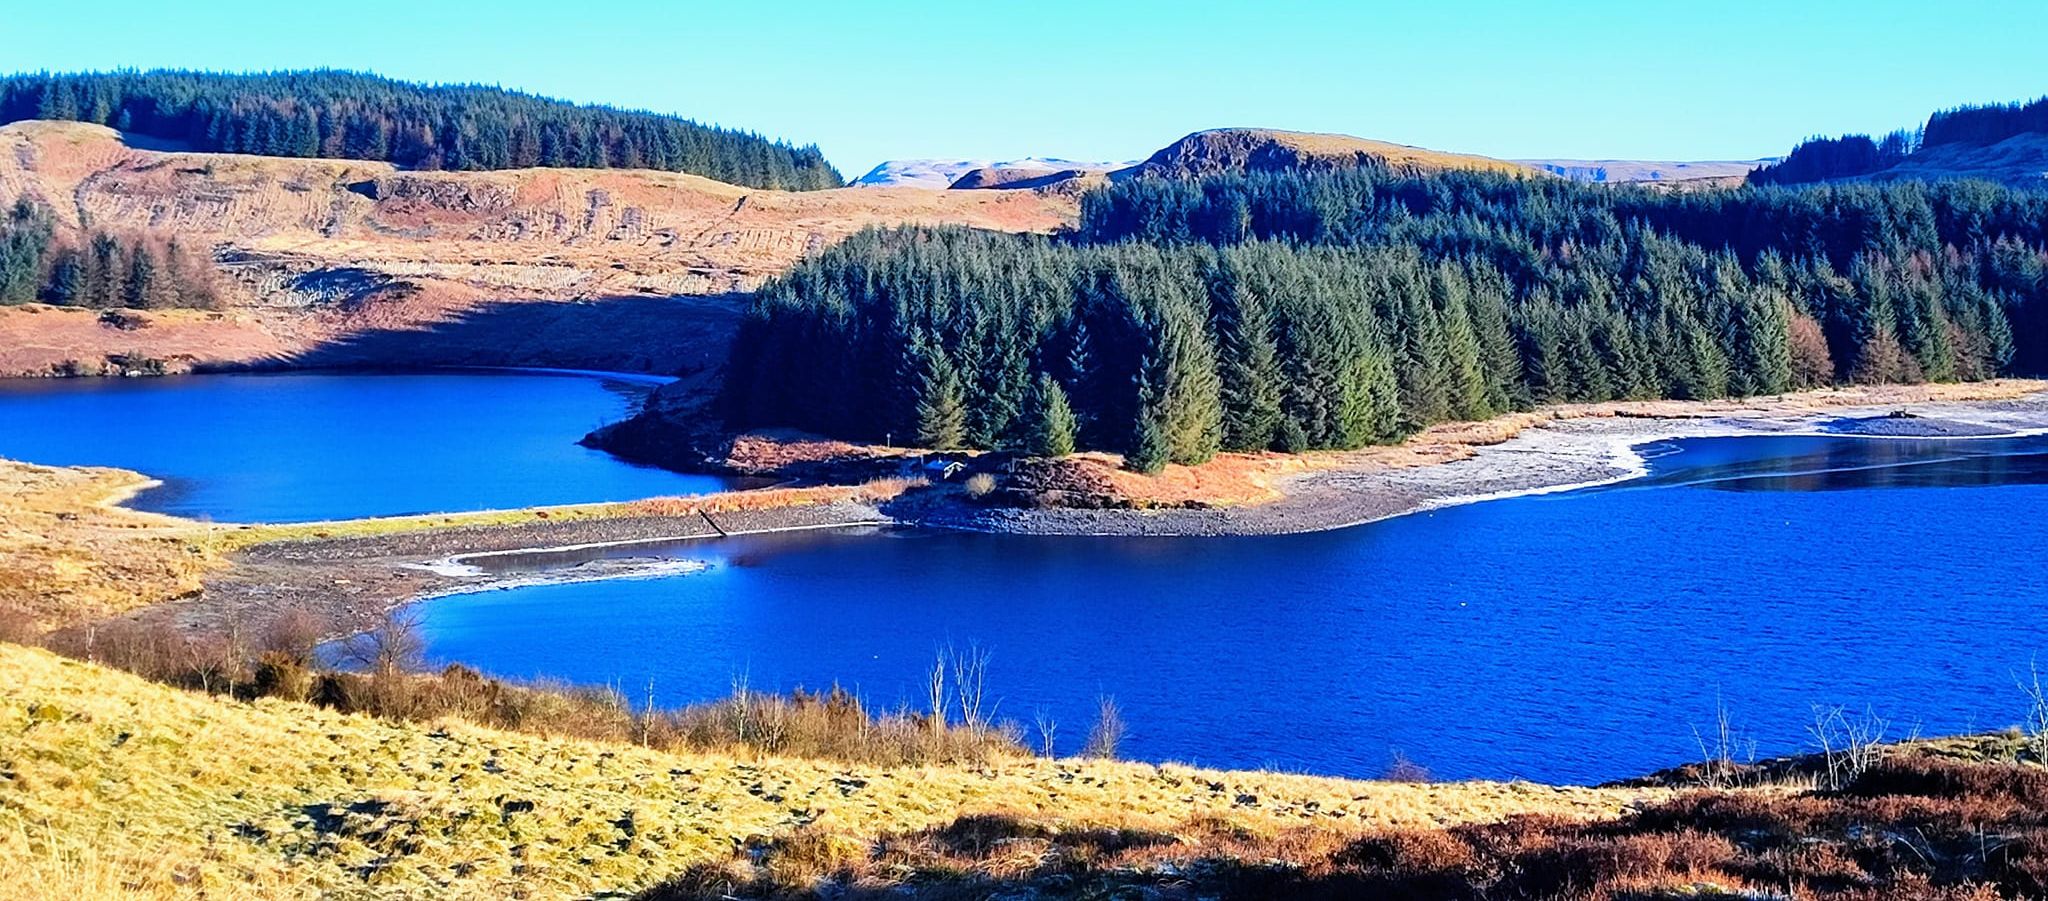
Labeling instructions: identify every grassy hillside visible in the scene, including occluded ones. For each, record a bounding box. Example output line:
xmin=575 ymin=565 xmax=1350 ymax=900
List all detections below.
xmin=0 ymin=643 xmax=1658 ymax=899
xmin=0 ymin=70 xmax=841 ymax=190
xmin=0 ymin=459 xmax=218 ymax=632
xmin=0 ymin=120 xmax=1075 ymax=377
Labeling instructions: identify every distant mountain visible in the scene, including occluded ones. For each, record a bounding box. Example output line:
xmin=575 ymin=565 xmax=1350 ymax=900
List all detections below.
xmin=863 ymin=130 xmax=1786 ymax=193
xmin=859 ymin=128 xmax=1531 ymax=193
xmin=1127 ymin=128 xmax=1530 ymax=179
xmin=852 ymin=157 xmax=1124 ymax=189
xmin=1517 ymin=158 xmax=1773 ymax=184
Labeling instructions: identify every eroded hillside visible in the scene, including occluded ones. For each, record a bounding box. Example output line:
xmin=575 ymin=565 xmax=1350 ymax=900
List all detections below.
xmin=0 ymin=121 xmax=1077 ymax=376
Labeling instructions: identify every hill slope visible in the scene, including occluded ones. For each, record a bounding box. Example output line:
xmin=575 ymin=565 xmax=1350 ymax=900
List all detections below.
xmin=0 ymin=70 xmax=842 ymax=190
xmin=0 ymin=121 xmax=1076 ymax=377
xmin=1751 ymin=95 xmax=2048 ymax=187
xmin=0 ymin=642 xmax=1655 ymax=899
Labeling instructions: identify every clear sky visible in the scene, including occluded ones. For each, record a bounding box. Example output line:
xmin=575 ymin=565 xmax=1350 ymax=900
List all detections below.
xmin=7 ymin=0 xmax=2045 ymax=179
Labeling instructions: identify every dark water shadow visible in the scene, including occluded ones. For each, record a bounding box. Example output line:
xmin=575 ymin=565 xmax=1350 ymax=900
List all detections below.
xmin=244 ymin=294 xmax=745 ymax=376
xmin=1610 ymin=434 xmax=2048 ymax=494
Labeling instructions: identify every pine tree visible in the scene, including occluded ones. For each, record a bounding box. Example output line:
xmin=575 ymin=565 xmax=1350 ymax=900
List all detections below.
xmin=1468 ymin=266 xmax=1526 ymax=411
xmin=1028 ymin=375 xmax=1078 ymax=457
xmin=46 ymin=247 xmax=84 ymax=305
xmin=1435 ymin=265 xmax=1490 ymax=419
xmin=1212 ymin=254 xmax=1283 ymax=450
xmin=914 ymin=352 xmax=967 ymax=450
xmin=1394 ymin=281 xmax=1451 ymax=429
xmin=124 ymin=248 xmax=158 ymax=309
xmin=716 ymin=169 xmax=2048 ymax=461
xmin=85 ymin=233 xmax=122 ymax=309
xmin=1144 ymin=280 xmax=1223 ymax=466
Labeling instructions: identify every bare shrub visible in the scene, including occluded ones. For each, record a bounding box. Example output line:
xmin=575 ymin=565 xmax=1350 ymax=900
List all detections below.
xmin=180 ymin=632 xmax=243 ymax=696
xmin=0 ymin=605 xmax=41 ymax=645
xmin=1691 ymin=694 xmax=1757 ymax=789
xmin=2021 ymin=660 xmax=2048 ymax=767
xmin=1810 ymin=703 xmax=1893 ymax=790
xmin=646 ymin=683 xmax=1020 ymax=765
xmin=948 ymin=643 xmax=995 ymax=730
xmin=1033 ymin=707 xmax=1058 ymax=758
xmin=47 ymin=610 xmax=1025 ymax=767
xmin=339 ymin=609 xmax=428 ymax=719
xmin=1083 ymin=695 xmax=1126 ymax=759
xmin=258 ymin=610 xmax=324 ymax=665
xmin=963 ymin=472 xmax=997 ymax=498
xmin=1383 ymin=751 xmax=1432 ymax=783
xmin=341 ymin=609 xmax=426 ymax=676
xmin=924 ymin=654 xmax=946 ymax=736
xmin=252 ymin=651 xmax=316 ymax=703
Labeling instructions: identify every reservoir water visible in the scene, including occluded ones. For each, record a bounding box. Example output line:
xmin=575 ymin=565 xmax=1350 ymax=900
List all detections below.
xmin=415 ymin=434 xmax=2048 ymax=784
xmin=3 ymin=373 xmax=2045 ymax=783
xmin=0 ymin=371 xmax=728 ymax=522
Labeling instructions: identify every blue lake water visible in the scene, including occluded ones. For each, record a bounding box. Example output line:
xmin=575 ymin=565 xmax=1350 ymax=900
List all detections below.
xmin=416 ymin=433 xmax=2048 ymax=785
xmin=0 ymin=372 xmax=728 ymax=522
xmin=4 ymin=373 xmax=2046 ymax=784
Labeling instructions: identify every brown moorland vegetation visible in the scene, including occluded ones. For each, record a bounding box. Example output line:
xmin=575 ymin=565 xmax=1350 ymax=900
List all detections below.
xmin=0 ymin=642 xmax=1660 ymax=899
xmin=0 ymin=120 xmax=1077 ymax=376
xmin=0 ymin=459 xmax=219 ymax=631
xmin=644 ymin=755 xmax=2048 ymax=900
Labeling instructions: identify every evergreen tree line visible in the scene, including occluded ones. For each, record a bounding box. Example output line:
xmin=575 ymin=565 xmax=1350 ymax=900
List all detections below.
xmin=1746 ymin=132 xmax=1918 ymax=186
xmin=0 ymin=70 xmax=842 ymax=191
xmin=1923 ymin=96 xmax=2048 ymax=147
xmin=722 ymin=168 xmax=2048 ymax=471
xmin=1750 ymin=94 xmax=2048 ymax=185
xmin=0 ymin=200 xmax=221 ymax=310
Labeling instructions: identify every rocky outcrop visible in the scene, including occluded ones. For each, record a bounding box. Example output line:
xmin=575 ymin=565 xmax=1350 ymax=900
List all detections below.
xmin=1126 ymin=128 xmax=1534 ymax=180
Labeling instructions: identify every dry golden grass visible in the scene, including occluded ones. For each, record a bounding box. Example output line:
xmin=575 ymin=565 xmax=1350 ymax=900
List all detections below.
xmin=1242 ymin=128 xmax=1536 ymax=176
xmin=210 ymin=498 xmax=648 ymax=549
xmin=0 ymin=459 xmax=219 ymax=632
xmin=0 ymin=643 xmax=1664 ymax=899
xmin=215 ymin=482 xmax=905 ymax=550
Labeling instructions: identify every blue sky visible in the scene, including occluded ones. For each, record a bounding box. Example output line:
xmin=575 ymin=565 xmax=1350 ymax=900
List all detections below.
xmin=7 ymin=0 xmax=2044 ymax=178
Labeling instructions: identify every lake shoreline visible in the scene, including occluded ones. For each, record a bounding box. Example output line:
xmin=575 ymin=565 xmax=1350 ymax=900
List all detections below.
xmin=28 ymin=382 xmax=2048 ymax=646
xmin=919 ymin=385 xmax=2048 ymax=537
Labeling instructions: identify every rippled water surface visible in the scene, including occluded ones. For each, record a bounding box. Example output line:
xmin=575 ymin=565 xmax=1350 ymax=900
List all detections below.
xmin=0 ymin=372 xmax=728 ymax=522
xmin=416 ymin=433 xmax=2048 ymax=783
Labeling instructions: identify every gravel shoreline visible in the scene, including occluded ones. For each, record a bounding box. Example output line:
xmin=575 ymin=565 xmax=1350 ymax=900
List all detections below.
xmin=922 ymin=393 xmax=2048 ymax=537
xmin=94 ymin=501 xmax=891 ymax=640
